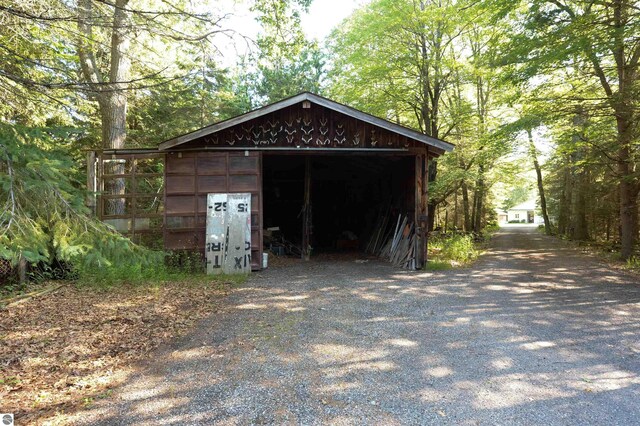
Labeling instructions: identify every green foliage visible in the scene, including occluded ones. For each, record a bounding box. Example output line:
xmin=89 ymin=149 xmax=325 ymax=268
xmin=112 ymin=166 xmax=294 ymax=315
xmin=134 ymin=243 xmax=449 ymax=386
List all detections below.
xmin=1 ymin=124 xmax=83 ymax=264
xmin=0 ymin=123 xmax=168 ymax=284
xmin=329 ymin=0 xmax=515 ymax=233
xmin=252 ymin=0 xmax=310 ymax=56
xmin=127 ymin=65 xmax=251 ymax=147
xmin=0 ymin=0 xmax=270 ymax=151
xmin=501 ymin=185 xmax=531 ymax=211
xmin=485 ymin=222 xmax=500 ymax=232
xmin=480 ymin=223 xmax=501 ymax=242
xmin=0 ymin=1 xmax=82 ymax=127
xmin=73 ymin=257 xmax=223 ymax=289
xmin=494 ymin=0 xmax=640 ymax=256
xmin=246 ymin=43 xmax=325 ymax=105
xmin=240 ymin=0 xmax=325 ymax=106
xmin=328 ymin=0 xmax=468 ymax=132
xmin=626 ymin=257 xmax=640 ymax=270
xmin=428 ymin=234 xmax=479 ymax=268
xmin=424 ymin=260 xmax=452 ymax=271
xmin=165 ymin=250 xmax=206 ymax=275
xmin=3 ymin=0 xmax=638 ymax=267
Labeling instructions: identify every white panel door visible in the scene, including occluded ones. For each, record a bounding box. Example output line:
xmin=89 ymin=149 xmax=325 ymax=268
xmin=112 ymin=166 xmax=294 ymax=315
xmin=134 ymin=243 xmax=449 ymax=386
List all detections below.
xmin=206 ymin=193 xmax=251 ymax=275
xmin=206 ymin=193 xmax=228 ymax=275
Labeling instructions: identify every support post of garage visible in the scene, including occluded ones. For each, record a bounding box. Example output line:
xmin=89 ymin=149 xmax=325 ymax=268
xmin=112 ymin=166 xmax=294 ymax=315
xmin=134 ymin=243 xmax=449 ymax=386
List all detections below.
xmin=414 ymin=153 xmax=423 ymax=268
xmin=414 ymin=149 xmax=430 ymax=269
xmin=422 ymin=152 xmax=429 ymax=264
xmin=302 ymin=156 xmax=312 ymax=261
xmin=86 ymin=151 xmax=97 ymax=215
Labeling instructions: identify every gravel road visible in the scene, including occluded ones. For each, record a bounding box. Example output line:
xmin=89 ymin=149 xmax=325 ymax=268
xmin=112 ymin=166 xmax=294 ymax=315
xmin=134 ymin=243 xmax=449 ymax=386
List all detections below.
xmin=80 ymin=225 xmax=640 ymax=425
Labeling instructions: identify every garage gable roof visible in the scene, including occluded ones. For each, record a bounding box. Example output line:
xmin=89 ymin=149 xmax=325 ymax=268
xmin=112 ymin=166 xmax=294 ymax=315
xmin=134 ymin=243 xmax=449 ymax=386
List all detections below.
xmin=158 ymin=92 xmax=454 ymax=152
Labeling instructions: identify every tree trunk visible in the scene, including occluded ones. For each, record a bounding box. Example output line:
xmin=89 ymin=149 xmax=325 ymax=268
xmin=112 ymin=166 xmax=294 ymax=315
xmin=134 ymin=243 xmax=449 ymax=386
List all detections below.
xmin=472 ymin=166 xmax=485 ymax=233
xmin=527 ymin=129 xmax=551 ymax=235
xmin=614 ymin=96 xmax=638 ymax=259
xmin=557 ymin=161 xmax=571 ymax=236
xmin=78 ymin=0 xmax=131 ymax=150
xmin=444 ymin=208 xmax=449 ymax=233
xmin=470 ymin=188 xmax=477 ymax=231
xmin=567 ymin=110 xmax=589 ymax=240
xmin=618 ymin=144 xmax=638 ymax=260
xmin=461 ymin=181 xmax=471 ymax=232
xmin=78 ymin=0 xmax=131 ymax=216
xmin=103 ymin=0 xmax=131 ymax=150
xmin=453 ymin=189 xmax=458 ymax=230
xmin=98 ymin=92 xmax=127 ymax=150
xmin=572 ymin=169 xmax=589 ymax=240
xmin=583 ymin=0 xmax=640 ymax=258
xmin=427 ymin=159 xmax=438 ymax=231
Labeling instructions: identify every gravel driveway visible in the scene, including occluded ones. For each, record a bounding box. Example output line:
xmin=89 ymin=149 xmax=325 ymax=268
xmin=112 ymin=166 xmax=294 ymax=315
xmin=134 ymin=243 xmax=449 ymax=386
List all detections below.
xmin=80 ymin=226 xmax=640 ymax=425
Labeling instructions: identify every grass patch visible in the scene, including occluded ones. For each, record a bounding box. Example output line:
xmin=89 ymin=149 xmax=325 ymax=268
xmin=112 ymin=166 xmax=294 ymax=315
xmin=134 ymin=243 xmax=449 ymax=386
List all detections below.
xmin=427 ymin=233 xmax=479 ymax=269
xmin=425 ymin=260 xmax=452 ymax=271
xmin=73 ymin=250 xmax=249 ymax=289
xmin=626 ymin=256 xmax=640 ymax=272
xmin=74 ymin=265 xmax=248 ymax=291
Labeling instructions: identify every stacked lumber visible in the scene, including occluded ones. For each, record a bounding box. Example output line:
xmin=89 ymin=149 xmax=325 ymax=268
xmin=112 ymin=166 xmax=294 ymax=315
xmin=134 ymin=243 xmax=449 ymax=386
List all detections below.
xmin=369 ymin=213 xmax=417 ymax=269
xmin=365 ymin=207 xmax=393 ymax=255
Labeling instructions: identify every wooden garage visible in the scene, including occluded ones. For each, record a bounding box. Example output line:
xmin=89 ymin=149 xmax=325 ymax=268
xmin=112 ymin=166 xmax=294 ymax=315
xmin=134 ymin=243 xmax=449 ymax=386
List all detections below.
xmin=93 ymin=92 xmax=453 ymax=271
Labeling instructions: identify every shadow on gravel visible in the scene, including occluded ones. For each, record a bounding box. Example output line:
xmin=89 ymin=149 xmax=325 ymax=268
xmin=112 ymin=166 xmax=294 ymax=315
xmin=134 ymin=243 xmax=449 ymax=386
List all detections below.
xmin=80 ymin=227 xmax=640 ymax=425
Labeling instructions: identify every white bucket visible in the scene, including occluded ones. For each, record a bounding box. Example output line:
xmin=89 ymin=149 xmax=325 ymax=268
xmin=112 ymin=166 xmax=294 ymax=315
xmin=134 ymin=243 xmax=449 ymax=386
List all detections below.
xmin=262 ymin=252 xmax=268 ymax=269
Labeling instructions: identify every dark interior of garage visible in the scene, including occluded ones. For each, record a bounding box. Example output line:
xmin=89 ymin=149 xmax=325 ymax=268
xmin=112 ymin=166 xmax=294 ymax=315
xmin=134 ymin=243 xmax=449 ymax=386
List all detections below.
xmin=262 ymin=154 xmax=414 ymax=255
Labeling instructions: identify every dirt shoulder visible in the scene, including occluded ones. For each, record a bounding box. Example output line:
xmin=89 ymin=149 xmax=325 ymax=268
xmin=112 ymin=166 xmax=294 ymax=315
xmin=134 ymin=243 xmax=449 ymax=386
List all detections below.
xmin=0 ymin=280 xmax=231 ymax=425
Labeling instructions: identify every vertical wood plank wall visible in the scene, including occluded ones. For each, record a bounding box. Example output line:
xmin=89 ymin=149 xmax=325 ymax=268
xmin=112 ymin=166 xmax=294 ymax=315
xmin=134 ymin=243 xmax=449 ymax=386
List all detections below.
xmin=415 ymin=153 xmax=424 ymax=268
xmin=164 ymin=151 xmax=263 ymax=270
xmin=423 ymin=153 xmax=430 ymax=264
xmin=411 ymin=148 xmax=431 ymax=269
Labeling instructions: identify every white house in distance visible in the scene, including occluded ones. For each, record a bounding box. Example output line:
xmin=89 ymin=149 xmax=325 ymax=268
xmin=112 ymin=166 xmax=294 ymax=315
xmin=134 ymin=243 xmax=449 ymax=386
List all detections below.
xmin=509 ymin=201 xmax=535 ymax=223
xmin=498 ymin=200 xmax=544 ymax=224
xmin=496 ymin=208 xmax=508 ymax=223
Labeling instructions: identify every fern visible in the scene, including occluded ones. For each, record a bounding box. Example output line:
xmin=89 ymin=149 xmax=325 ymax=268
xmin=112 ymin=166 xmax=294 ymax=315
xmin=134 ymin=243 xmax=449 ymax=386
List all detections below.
xmin=0 ymin=123 xmax=167 ymax=284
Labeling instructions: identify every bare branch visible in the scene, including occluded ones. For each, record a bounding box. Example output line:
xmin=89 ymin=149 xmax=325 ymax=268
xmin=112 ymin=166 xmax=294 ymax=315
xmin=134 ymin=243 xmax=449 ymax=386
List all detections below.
xmin=0 ymin=4 xmax=77 ymax=22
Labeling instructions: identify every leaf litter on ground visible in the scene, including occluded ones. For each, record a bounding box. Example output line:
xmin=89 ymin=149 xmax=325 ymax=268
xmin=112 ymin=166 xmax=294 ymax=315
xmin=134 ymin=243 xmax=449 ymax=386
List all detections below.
xmin=0 ymin=279 xmax=232 ymax=425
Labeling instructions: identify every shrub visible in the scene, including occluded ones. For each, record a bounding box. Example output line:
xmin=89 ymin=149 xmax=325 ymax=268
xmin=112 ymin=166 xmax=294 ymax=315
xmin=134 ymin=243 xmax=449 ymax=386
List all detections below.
xmin=424 ymin=260 xmax=451 ymax=271
xmin=0 ymin=124 xmax=194 ymax=288
xmin=626 ymin=257 xmax=640 ymax=270
xmin=427 ymin=233 xmax=479 ymax=268
xmin=485 ymin=222 xmax=500 ymax=232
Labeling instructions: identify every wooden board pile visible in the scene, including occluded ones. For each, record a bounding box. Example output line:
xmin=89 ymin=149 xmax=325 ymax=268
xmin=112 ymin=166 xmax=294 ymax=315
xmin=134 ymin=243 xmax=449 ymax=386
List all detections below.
xmin=365 ymin=208 xmax=393 ymax=254
xmin=366 ymin=213 xmax=416 ymax=269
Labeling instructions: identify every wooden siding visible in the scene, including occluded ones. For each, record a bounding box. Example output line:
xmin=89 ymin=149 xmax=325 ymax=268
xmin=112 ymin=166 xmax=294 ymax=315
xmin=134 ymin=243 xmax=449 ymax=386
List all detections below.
xmin=164 ymin=151 xmax=263 ymax=270
xmin=167 ymin=103 xmax=420 ymax=152
xmin=159 ymin=92 xmax=454 ymax=153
